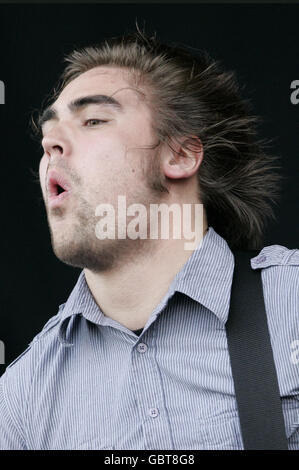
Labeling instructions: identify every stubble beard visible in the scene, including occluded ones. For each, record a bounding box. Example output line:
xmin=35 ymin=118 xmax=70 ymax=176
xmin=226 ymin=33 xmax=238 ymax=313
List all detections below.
xmin=47 ymin=150 xmax=168 ymax=273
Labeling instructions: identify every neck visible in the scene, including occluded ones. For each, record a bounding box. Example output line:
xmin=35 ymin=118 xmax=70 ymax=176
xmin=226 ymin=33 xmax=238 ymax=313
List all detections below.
xmin=84 ymin=210 xmax=208 ymax=331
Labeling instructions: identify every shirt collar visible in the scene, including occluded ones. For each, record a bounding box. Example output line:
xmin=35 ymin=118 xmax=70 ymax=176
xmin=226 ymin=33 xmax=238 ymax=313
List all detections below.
xmin=57 ymin=226 xmax=245 ymax=344
xmin=169 ymin=226 xmax=235 ymax=324
xmin=57 ymin=270 xmax=106 ymax=345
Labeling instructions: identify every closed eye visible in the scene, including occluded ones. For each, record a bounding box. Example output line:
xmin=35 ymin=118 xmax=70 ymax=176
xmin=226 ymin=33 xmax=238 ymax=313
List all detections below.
xmin=84 ymin=119 xmax=108 ymax=127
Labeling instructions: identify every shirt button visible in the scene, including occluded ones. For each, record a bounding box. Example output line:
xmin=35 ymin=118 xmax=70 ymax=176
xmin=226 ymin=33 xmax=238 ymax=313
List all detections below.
xmin=137 ymin=342 xmax=148 ymax=353
xmin=148 ymin=408 xmax=159 ymax=418
xmin=256 ymin=255 xmax=267 ymax=264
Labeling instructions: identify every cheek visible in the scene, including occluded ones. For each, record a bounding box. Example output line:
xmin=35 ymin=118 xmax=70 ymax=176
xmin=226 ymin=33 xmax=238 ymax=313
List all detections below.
xmin=80 ymin=138 xmax=126 ymax=179
xmin=76 ymin=136 xmax=145 ymax=198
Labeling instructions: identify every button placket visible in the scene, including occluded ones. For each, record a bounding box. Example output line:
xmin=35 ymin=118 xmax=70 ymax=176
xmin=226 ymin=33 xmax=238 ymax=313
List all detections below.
xmin=131 ymin=325 xmax=173 ymax=448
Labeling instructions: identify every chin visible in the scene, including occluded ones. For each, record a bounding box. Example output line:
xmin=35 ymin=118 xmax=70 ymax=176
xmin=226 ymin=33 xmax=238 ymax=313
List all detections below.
xmin=50 ymin=237 xmax=112 ymax=272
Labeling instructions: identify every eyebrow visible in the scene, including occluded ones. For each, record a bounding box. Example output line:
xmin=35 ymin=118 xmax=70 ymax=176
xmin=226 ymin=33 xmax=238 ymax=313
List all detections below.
xmin=38 ymin=94 xmax=123 ymax=130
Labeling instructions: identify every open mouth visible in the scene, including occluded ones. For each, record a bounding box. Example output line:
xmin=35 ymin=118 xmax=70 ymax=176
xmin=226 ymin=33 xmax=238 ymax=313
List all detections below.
xmin=47 ymin=170 xmax=71 ymax=204
xmin=54 ymin=182 xmax=66 ymax=196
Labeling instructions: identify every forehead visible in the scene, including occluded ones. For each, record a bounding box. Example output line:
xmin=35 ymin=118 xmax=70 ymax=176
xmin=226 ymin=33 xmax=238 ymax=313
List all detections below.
xmin=54 ymin=66 xmax=147 ymax=111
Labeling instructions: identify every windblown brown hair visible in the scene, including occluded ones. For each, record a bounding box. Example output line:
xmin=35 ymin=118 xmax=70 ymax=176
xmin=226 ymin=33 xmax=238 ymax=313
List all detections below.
xmin=31 ymin=24 xmax=283 ymax=250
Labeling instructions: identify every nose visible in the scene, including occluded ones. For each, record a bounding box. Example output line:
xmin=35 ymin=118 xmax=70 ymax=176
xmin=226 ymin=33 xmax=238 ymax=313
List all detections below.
xmin=41 ymin=127 xmax=72 ymax=159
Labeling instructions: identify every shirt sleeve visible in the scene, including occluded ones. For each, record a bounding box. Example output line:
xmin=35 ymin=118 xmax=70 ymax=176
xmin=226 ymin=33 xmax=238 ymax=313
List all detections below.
xmin=0 ymin=313 xmax=62 ymax=450
xmin=0 ymin=374 xmax=27 ymax=450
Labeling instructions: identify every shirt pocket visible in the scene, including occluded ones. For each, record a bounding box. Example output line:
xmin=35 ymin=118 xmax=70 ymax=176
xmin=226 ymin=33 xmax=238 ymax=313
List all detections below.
xmin=197 ymin=412 xmax=243 ymax=450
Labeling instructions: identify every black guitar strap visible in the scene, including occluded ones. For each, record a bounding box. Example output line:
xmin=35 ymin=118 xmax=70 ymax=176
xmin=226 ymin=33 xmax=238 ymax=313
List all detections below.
xmin=225 ymin=249 xmax=288 ymax=450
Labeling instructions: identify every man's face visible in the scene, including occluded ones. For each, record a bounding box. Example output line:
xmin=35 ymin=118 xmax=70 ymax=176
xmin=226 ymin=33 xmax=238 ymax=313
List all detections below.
xmin=39 ymin=66 xmax=165 ymax=271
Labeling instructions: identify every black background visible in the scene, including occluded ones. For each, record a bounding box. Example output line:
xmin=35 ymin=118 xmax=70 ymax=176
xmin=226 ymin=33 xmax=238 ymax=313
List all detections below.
xmin=0 ymin=3 xmax=298 ymax=375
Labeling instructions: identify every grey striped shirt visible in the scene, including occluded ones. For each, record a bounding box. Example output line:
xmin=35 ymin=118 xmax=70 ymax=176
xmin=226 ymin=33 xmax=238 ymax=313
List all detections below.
xmin=0 ymin=226 xmax=298 ymax=450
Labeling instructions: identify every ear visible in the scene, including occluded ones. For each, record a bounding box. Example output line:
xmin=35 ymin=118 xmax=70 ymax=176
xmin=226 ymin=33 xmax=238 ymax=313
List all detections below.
xmin=161 ymin=136 xmax=204 ymax=180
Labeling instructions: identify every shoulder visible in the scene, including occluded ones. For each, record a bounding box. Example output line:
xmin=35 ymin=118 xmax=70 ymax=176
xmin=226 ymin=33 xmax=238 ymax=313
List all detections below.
xmin=250 ymin=244 xmax=299 ymax=320
xmin=250 ymin=244 xmax=299 ymax=270
xmin=1 ymin=304 xmax=65 ymax=379
xmin=0 ymin=306 xmax=65 ymax=441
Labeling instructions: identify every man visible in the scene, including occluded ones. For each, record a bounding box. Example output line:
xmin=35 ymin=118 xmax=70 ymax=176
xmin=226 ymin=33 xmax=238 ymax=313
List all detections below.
xmin=0 ymin=28 xmax=298 ymax=450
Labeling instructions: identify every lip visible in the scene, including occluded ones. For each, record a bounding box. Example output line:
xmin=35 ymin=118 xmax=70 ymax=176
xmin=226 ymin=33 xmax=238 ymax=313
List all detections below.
xmin=48 ymin=189 xmax=71 ymax=209
xmin=46 ymin=170 xmax=72 ymax=209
